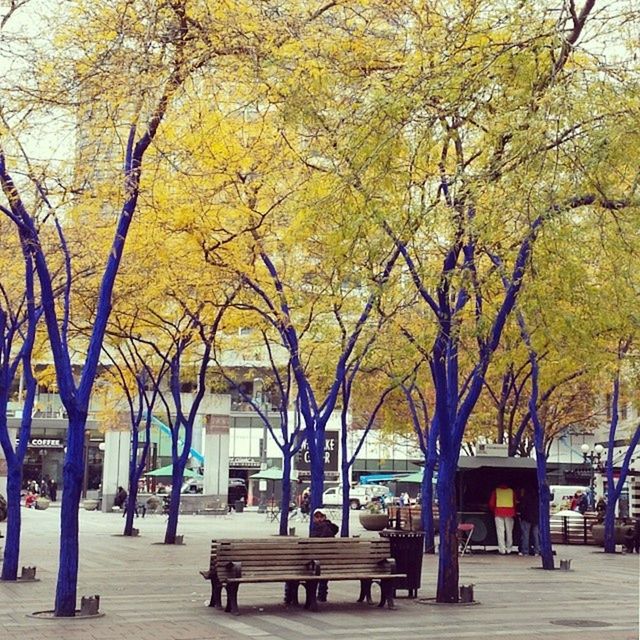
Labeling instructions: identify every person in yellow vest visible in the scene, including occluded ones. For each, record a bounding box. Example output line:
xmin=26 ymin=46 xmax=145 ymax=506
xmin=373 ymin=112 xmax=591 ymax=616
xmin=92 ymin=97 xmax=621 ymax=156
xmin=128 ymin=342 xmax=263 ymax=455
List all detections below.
xmin=489 ymin=483 xmax=516 ymax=555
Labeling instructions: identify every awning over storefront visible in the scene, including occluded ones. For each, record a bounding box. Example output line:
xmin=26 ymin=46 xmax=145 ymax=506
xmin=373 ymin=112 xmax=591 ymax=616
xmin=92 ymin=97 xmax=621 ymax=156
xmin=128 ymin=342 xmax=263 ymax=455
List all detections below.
xmin=249 ymin=467 xmax=299 ymax=481
xmin=144 ymin=464 xmax=202 ymax=478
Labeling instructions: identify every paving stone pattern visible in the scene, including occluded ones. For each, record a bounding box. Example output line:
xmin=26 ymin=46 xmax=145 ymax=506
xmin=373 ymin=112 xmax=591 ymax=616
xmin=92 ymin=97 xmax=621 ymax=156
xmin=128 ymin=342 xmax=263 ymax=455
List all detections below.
xmin=0 ymin=506 xmax=638 ymax=640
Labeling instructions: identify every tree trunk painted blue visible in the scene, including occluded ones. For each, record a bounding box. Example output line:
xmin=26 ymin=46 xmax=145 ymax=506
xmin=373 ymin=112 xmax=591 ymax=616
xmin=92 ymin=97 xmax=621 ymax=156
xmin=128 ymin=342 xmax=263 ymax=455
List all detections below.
xmin=124 ymin=430 xmax=150 ymax=536
xmin=532 ymin=421 xmax=554 ymax=569
xmin=1 ymin=466 xmax=22 ymax=580
xmin=0 ymin=243 xmax=38 ymax=581
xmin=161 ymin=323 xmax=220 ymax=544
xmin=514 ymin=312 xmax=555 ymax=569
xmin=307 ymin=431 xmax=326 ymax=534
xmin=279 ymin=453 xmax=293 ymax=536
xmin=340 ymin=456 xmax=351 ymax=537
xmin=435 ymin=455 xmax=459 ymax=602
xmin=601 ymin=374 xmax=640 ymax=553
xmin=603 ymin=498 xmax=616 ymax=553
xmin=604 ymin=375 xmax=622 ymax=554
xmin=0 ymin=365 xmax=36 ymax=581
xmin=420 ymin=457 xmax=436 ymax=553
xmin=165 ymin=465 xmax=186 ymax=544
xmin=55 ymin=413 xmax=86 ymax=615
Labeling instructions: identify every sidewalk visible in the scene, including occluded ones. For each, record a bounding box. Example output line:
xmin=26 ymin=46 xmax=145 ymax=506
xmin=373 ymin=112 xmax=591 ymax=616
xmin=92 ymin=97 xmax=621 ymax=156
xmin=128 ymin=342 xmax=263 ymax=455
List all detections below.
xmin=0 ymin=508 xmax=638 ymax=640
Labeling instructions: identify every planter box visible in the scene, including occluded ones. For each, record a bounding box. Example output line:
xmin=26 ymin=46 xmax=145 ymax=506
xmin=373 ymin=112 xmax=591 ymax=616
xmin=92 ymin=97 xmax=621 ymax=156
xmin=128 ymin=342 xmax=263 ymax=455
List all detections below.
xmin=591 ymin=523 xmax=635 ymax=546
xmin=359 ymin=513 xmax=389 ymax=531
xmin=35 ymin=498 xmax=50 ymax=511
xmin=83 ymin=499 xmax=99 ymax=511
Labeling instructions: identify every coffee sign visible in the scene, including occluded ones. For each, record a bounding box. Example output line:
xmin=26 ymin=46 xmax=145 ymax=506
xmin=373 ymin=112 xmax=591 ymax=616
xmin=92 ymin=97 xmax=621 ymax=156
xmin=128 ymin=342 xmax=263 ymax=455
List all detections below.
xmin=28 ymin=438 xmax=64 ymax=449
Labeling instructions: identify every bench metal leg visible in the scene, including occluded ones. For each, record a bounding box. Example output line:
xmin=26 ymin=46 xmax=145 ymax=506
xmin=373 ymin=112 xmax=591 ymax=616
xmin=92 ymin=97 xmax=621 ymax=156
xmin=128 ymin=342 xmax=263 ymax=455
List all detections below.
xmin=210 ymin=578 xmax=223 ymax=608
xmin=358 ymin=579 xmax=374 ymax=605
xmin=225 ymin=583 xmax=240 ymax=615
xmin=303 ymin=581 xmax=319 ymax=611
xmin=378 ymin=579 xmax=396 ymax=610
xmin=284 ymin=581 xmax=300 ymax=606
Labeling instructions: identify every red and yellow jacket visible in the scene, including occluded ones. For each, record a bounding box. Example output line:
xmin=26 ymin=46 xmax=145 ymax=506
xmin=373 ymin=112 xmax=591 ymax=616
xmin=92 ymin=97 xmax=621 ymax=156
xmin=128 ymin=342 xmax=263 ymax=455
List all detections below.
xmin=489 ymin=485 xmax=516 ymax=518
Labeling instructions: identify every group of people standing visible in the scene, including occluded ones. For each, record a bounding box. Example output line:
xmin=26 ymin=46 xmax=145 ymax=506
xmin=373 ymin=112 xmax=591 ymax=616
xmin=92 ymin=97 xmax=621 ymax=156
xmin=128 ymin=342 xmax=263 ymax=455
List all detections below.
xmin=489 ymin=483 xmax=539 ymax=556
xmin=23 ymin=477 xmax=57 ymax=508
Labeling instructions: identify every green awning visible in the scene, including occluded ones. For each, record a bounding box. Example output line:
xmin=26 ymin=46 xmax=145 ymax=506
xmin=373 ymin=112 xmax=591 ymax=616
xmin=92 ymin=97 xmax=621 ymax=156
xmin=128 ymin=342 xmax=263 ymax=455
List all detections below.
xmin=249 ymin=467 xmax=299 ymax=481
xmin=144 ymin=464 xmax=201 ymax=478
xmin=394 ymin=470 xmax=425 ymax=484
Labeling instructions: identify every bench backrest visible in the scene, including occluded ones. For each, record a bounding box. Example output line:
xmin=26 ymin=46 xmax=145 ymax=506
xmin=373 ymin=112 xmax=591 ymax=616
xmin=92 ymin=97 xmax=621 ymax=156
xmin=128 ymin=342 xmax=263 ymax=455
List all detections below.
xmin=210 ymin=538 xmax=394 ymax=579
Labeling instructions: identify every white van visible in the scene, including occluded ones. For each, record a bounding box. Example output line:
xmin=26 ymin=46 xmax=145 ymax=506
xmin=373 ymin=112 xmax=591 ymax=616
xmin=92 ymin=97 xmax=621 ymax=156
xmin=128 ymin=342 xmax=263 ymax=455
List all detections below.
xmin=549 ymin=485 xmax=590 ymax=512
xmin=322 ymin=485 xmax=381 ymax=510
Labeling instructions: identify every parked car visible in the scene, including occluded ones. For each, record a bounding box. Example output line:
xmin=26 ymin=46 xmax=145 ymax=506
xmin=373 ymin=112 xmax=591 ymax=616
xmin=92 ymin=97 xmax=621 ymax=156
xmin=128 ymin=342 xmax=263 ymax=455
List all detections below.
xmin=180 ymin=477 xmax=247 ymax=506
xmin=322 ymin=484 xmax=384 ymax=510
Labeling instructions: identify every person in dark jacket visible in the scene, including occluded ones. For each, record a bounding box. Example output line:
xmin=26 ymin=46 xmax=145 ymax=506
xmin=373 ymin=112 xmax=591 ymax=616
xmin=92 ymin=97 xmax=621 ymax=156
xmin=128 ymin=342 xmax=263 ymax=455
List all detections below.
xmin=311 ymin=508 xmax=339 ymax=538
xmin=595 ymin=497 xmax=606 ymax=523
xmin=518 ymin=488 xmax=540 ymax=556
xmin=311 ymin=509 xmax=338 ymax=601
xmin=113 ymin=486 xmax=127 ymax=509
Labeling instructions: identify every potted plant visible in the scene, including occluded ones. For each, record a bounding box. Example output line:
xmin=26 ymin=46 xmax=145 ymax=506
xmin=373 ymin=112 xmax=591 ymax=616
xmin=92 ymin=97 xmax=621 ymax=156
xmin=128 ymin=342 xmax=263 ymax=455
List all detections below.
xmin=83 ymin=498 xmax=99 ymax=511
xmin=359 ymin=500 xmax=389 ymax=531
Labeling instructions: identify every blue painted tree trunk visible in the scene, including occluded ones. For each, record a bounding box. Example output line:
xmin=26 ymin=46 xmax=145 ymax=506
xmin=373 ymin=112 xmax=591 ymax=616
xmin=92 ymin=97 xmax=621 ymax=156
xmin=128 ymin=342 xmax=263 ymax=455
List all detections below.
xmin=55 ymin=413 xmax=86 ymax=615
xmin=0 ymin=241 xmax=38 ymax=581
xmin=124 ymin=432 xmax=149 ymax=536
xmin=340 ymin=455 xmax=351 ymax=537
xmin=279 ymin=453 xmax=293 ymax=536
xmin=165 ymin=464 xmax=186 ymax=544
xmin=308 ymin=432 xmax=326 ymax=534
xmin=603 ymin=497 xmax=616 ymax=553
xmin=435 ymin=455 xmax=459 ymax=602
xmin=601 ymin=375 xmax=640 ymax=553
xmin=421 ymin=418 xmax=439 ymax=553
xmin=530 ymin=369 xmax=554 ymax=569
xmin=1 ymin=466 xmax=23 ymax=580
xmin=420 ymin=458 xmax=436 ymax=553
xmin=0 ymin=373 xmax=36 ymax=581
xmin=516 ymin=313 xmax=554 ymax=569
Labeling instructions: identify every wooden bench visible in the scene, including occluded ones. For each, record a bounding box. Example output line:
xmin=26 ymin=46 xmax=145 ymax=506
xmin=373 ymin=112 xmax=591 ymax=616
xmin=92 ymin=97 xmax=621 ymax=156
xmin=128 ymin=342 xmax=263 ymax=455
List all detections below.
xmin=200 ymin=537 xmax=403 ymax=615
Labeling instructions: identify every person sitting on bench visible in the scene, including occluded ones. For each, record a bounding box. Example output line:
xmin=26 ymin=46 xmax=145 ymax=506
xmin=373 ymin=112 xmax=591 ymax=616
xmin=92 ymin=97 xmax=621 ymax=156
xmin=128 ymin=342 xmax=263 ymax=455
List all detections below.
xmin=311 ymin=508 xmax=339 ymax=602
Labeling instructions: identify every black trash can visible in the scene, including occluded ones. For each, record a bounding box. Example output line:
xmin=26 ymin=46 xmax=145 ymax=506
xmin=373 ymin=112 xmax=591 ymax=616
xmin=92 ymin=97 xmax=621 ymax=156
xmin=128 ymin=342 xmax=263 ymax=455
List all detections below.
xmin=379 ymin=529 xmax=425 ymax=598
xmin=234 ymin=500 xmax=245 ymax=513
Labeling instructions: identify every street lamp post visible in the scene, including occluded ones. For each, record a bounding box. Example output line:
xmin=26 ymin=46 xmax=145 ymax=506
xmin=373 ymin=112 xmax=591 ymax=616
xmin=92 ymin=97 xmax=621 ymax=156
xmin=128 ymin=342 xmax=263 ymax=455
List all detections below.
xmin=254 ymin=378 xmax=268 ymax=513
xmin=581 ymin=443 xmax=604 ymax=507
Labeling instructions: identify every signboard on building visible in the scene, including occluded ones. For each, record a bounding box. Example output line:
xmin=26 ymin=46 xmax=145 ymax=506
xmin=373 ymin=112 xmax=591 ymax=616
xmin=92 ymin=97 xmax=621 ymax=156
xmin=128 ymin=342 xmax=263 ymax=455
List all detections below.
xmin=24 ymin=437 xmax=65 ymax=449
xmin=205 ymin=414 xmax=230 ymax=434
xmin=296 ymin=431 xmax=338 ymax=479
xmin=564 ymin=468 xmax=592 ymax=483
xmin=229 ymin=457 xmax=261 ymax=469
xmin=477 ymin=442 xmax=508 ymax=457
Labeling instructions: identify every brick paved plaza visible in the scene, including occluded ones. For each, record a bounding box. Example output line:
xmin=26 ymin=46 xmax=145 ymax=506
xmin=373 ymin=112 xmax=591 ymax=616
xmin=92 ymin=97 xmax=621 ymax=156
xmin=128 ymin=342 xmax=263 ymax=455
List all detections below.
xmin=0 ymin=506 xmax=638 ymax=640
